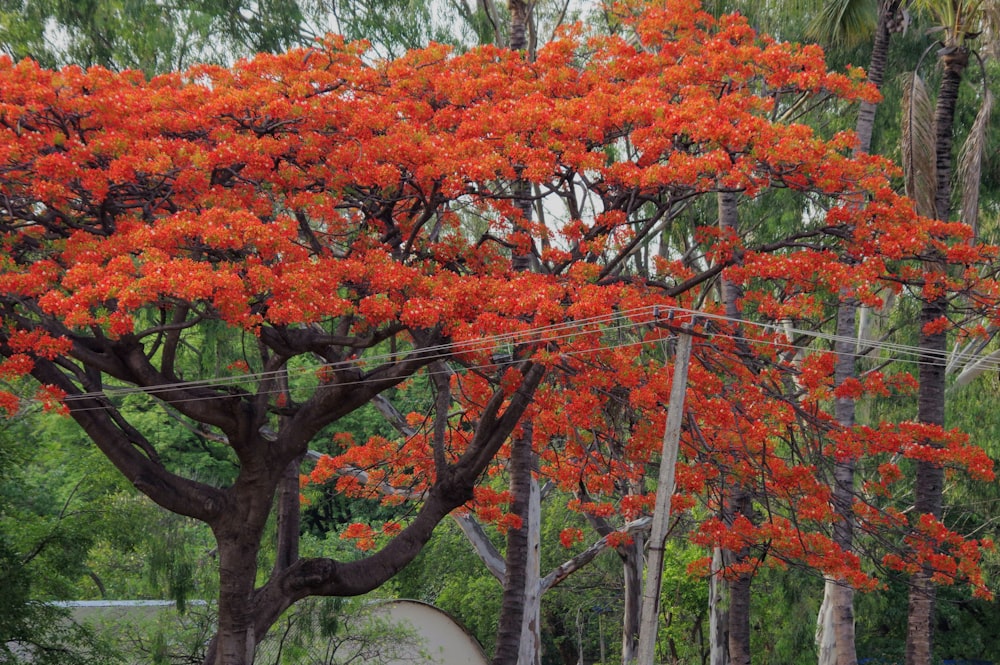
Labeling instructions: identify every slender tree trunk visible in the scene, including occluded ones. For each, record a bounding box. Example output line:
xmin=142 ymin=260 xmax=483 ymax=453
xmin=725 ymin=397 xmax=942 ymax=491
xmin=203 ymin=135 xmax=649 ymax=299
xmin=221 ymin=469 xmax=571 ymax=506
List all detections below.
xmin=494 ymin=14 xmax=539 ymax=658
xmin=509 ymin=0 xmax=530 ymax=52
xmin=519 ymin=470 xmax=542 ymax=665
xmin=905 ymin=47 xmax=968 ymax=665
xmin=818 ymin=5 xmax=900 ymax=661
xmin=621 ymin=537 xmax=644 ymax=663
xmin=273 ymin=454 xmax=303 ymax=574
xmin=906 ymin=298 xmax=947 ymax=665
xmin=818 ymin=300 xmax=859 ymax=665
xmin=725 ymin=490 xmax=753 ymax=665
xmin=273 ymin=376 xmax=301 ymax=575
xmin=493 ymin=427 xmax=535 ymax=665
xmin=716 ymin=189 xmax=753 ymax=665
xmin=709 ymin=548 xmax=730 ymax=665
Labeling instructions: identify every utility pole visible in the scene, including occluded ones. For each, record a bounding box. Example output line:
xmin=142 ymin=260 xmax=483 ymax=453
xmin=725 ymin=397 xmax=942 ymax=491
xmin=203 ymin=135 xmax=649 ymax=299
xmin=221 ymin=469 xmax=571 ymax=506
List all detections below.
xmin=633 ymin=324 xmax=694 ymax=664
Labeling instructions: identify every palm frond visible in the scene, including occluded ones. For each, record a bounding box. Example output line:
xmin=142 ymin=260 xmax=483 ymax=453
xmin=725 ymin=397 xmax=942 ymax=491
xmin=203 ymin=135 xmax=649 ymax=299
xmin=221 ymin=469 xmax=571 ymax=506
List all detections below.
xmin=806 ymin=0 xmax=878 ymax=47
xmin=956 ymin=87 xmax=993 ymax=236
xmin=900 ymin=72 xmax=936 ymax=218
xmin=979 ymin=0 xmax=1000 ymax=57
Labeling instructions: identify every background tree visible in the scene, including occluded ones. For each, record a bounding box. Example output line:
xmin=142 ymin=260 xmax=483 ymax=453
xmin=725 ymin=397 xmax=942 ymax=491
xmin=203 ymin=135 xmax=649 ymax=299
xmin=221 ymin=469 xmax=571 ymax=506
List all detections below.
xmin=900 ymin=1 xmax=997 ymax=662
xmin=0 ymin=409 xmax=123 ymax=664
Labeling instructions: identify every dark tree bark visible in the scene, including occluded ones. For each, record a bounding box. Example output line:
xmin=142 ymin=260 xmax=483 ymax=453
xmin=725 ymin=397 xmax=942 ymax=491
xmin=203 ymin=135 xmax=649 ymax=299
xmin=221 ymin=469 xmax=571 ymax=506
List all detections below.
xmin=509 ymin=0 xmax=530 ymax=52
xmin=274 ymin=454 xmax=304 ymax=574
xmin=492 ymin=427 xmax=534 ymax=665
xmin=620 ymin=537 xmax=643 ymax=663
xmin=854 ymin=1 xmax=900 ymax=153
xmin=718 ymin=189 xmax=753 ymax=665
xmin=905 ymin=46 xmax=969 ymax=665
xmin=725 ymin=491 xmax=754 ymax=665
xmin=31 ymin=337 xmax=546 ymax=665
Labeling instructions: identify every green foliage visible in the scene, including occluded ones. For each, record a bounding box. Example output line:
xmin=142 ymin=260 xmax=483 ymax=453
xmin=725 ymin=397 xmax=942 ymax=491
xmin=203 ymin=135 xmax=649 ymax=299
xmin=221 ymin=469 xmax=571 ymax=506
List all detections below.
xmin=0 ymin=413 xmax=122 ymax=664
xmin=746 ymin=567 xmax=823 ymax=665
xmin=436 ymin=574 xmax=502 ymax=657
xmin=0 ymin=0 xmax=307 ymax=73
xmin=654 ymin=541 xmax=713 ymax=665
xmin=327 ymin=0 xmax=463 ymax=58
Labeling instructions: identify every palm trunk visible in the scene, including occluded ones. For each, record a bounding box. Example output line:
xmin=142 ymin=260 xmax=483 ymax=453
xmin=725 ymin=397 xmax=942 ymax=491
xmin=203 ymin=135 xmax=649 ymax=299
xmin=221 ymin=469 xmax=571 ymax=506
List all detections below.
xmin=905 ymin=47 xmax=969 ymax=665
xmin=906 ymin=298 xmax=947 ymax=665
xmin=931 ymin=51 xmax=968 ymax=224
xmin=509 ymin=0 xmax=529 ymax=52
xmin=854 ymin=0 xmax=898 ymax=152
xmin=818 ymin=5 xmax=900 ymax=661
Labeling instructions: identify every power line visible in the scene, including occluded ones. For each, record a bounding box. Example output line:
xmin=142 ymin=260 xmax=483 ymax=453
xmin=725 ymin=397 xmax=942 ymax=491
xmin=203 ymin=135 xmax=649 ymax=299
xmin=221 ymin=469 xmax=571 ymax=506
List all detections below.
xmin=38 ymin=302 xmax=979 ymax=413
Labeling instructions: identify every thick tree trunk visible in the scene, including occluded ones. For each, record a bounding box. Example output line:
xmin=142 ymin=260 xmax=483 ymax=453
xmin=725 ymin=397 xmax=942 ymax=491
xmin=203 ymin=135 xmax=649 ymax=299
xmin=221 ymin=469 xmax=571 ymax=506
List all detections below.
xmin=728 ymin=572 xmax=752 ymax=665
xmin=817 ymin=5 xmax=900 ymax=660
xmin=819 ymin=300 xmax=859 ymax=665
xmin=905 ymin=47 xmax=968 ymax=665
xmin=273 ymin=454 xmax=303 ymax=574
xmin=817 ymin=578 xmax=837 ymax=665
xmin=817 ymin=579 xmax=857 ymax=665
xmin=208 ymin=502 xmax=273 ymax=665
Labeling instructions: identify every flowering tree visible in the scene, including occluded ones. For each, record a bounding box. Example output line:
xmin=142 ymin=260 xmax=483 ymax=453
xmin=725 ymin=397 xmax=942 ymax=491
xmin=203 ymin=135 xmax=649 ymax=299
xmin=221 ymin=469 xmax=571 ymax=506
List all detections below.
xmin=0 ymin=2 xmax=994 ymax=664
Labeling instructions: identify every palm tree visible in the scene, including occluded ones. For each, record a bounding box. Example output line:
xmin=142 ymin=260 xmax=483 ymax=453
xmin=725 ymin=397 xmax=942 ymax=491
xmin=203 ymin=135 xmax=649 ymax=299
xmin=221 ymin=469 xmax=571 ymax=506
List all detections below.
xmin=903 ymin=1 xmax=994 ymax=661
xmin=808 ymin=4 xmax=908 ymax=665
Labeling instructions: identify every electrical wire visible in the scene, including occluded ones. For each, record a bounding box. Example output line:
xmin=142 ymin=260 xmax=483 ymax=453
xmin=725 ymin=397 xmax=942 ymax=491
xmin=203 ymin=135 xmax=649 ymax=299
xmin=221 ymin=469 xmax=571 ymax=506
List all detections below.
xmin=41 ymin=302 xmax=979 ymax=413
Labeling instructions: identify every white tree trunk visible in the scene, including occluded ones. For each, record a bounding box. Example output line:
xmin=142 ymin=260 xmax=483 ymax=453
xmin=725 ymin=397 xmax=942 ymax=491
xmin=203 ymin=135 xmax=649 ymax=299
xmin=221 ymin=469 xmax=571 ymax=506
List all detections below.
xmin=709 ymin=548 xmax=729 ymax=665
xmin=816 ymin=578 xmax=838 ymax=665
xmin=520 ymin=471 xmax=542 ymax=665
